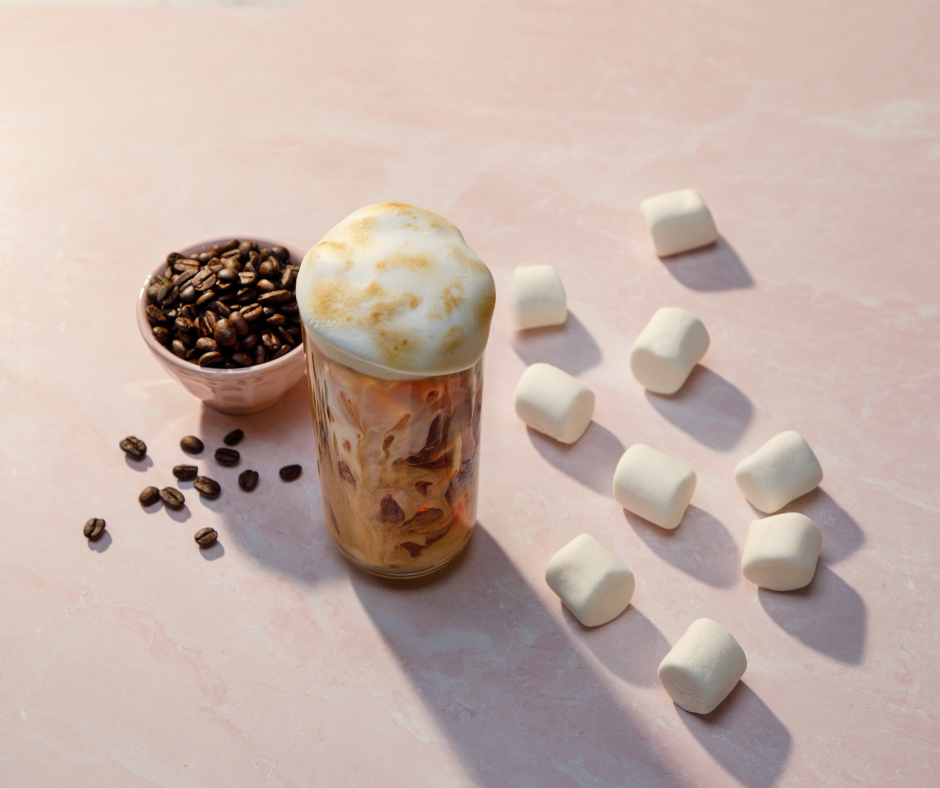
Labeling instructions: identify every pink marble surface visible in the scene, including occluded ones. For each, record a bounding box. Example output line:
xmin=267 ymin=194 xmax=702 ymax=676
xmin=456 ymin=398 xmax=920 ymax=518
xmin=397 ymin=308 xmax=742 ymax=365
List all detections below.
xmin=1 ymin=1 xmax=938 ymax=785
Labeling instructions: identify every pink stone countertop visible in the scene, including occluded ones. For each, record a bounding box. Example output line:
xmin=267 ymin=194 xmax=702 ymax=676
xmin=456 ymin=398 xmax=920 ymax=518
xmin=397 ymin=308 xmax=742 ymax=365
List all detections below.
xmin=1 ymin=1 xmax=938 ymax=785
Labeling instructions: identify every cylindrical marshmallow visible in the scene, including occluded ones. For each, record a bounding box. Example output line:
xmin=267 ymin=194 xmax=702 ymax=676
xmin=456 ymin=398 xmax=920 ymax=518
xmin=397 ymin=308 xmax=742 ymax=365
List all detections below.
xmin=612 ymin=444 xmax=696 ymax=529
xmin=741 ymin=512 xmax=823 ymax=591
xmin=734 ymin=430 xmax=824 ymax=514
xmin=545 ymin=534 xmax=635 ymax=627
xmin=514 ymin=363 xmax=595 ymax=444
xmin=630 ymin=307 xmax=710 ymax=395
xmin=640 ymin=188 xmax=718 ymax=257
xmin=658 ymin=618 xmax=747 ymax=715
xmin=512 ymin=265 xmax=567 ymax=329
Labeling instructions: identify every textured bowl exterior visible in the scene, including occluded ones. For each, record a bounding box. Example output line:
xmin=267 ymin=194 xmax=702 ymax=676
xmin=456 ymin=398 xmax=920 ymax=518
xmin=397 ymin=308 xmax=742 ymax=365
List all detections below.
xmin=136 ymin=236 xmax=307 ymax=414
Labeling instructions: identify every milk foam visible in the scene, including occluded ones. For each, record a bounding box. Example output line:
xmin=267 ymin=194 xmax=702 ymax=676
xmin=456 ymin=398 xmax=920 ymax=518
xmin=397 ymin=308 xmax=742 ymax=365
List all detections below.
xmin=297 ymin=203 xmax=496 ymax=379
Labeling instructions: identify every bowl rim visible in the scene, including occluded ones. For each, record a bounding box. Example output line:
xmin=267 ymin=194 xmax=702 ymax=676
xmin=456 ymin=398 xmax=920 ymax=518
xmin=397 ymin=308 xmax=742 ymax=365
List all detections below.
xmin=137 ymin=235 xmax=307 ymax=378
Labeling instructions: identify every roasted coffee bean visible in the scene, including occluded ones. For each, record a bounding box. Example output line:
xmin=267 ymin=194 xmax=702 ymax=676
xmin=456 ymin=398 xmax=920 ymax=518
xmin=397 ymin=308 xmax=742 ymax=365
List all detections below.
xmin=272 ymin=246 xmax=290 ymax=262
xmin=279 ymin=464 xmax=302 ymax=481
xmin=256 ymin=278 xmax=276 ymax=294
xmin=164 ymin=308 xmax=178 ymax=320
xmin=231 ymin=352 xmax=253 ymax=367
xmin=271 ymin=345 xmax=293 ymax=361
xmin=84 ymin=517 xmax=106 ymax=540
xmin=238 ymin=470 xmax=259 ymax=491
xmin=238 ymin=270 xmax=258 ymax=286
xmin=176 ymin=331 xmax=194 ymax=347
xmin=230 ymin=311 xmax=249 ymax=336
xmin=279 ymin=302 xmax=300 ymax=315
xmin=180 ymin=285 xmax=197 ymax=303
xmin=258 ymin=289 xmax=293 ymax=306
xmin=196 ymin=272 xmax=217 ymax=292
xmin=221 ymin=248 xmax=241 ymax=259
xmin=214 ymin=301 xmax=232 ymax=318
xmin=159 ymin=487 xmax=185 ymax=509
xmin=175 ymin=267 xmax=199 ymax=287
xmin=120 ymin=436 xmax=147 ymax=459
xmin=239 ymin=240 xmax=257 ymax=255
xmin=223 ymin=429 xmax=244 ymax=446
xmin=179 ymin=304 xmax=196 ymax=321
xmin=214 ymin=318 xmax=237 ymax=347
xmin=203 ymin=310 xmax=218 ymax=335
xmin=194 ymin=527 xmax=218 ymax=546
xmin=180 ymin=435 xmax=204 ymax=453
xmin=173 ymin=464 xmax=198 ymax=481
xmin=193 ymin=475 xmax=221 ymax=497
xmin=218 ymin=267 xmax=238 ymax=284
xmin=259 ymin=258 xmax=281 ymax=279
xmin=214 ymin=447 xmax=240 ymax=466
xmin=220 ymin=239 xmax=239 ymax=253
xmin=160 ymin=284 xmax=180 ymax=306
xmin=196 ymin=290 xmax=216 ymax=307
xmin=279 ymin=267 xmax=295 ymax=289
xmin=146 ymin=304 xmax=168 ymax=325
xmin=198 ymin=351 xmax=223 ymax=367
xmin=261 ymin=331 xmax=281 ymax=352
xmin=236 ymin=287 xmax=258 ymax=304
xmin=171 ymin=339 xmax=188 ymax=358
xmin=139 ymin=486 xmax=161 ymax=506
xmin=266 ymin=312 xmax=286 ymax=328
xmin=185 ymin=347 xmax=200 ymax=360
xmin=175 ymin=316 xmax=195 ymax=334
xmin=152 ymin=326 xmax=171 ymax=346
xmin=241 ymin=331 xmax=260 ymax=350
xmin=242 ymin=303 xmax=263 ymax=323
xmin=195 ymin=337 xmax=218 ymax=353
xmin=277 ymin=327 xmax=295 ymax=347
xmin=252 ymin=344 xmax=267 ymax=365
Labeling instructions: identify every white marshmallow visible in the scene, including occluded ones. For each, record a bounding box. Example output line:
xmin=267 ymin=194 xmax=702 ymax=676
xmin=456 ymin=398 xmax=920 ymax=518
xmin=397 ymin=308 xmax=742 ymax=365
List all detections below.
xmin=612 ymin=444 xmax=696 ymax=529
xmin=630 ymin=307 xmax=710 ymax=395
xmin=545 ymin=534 xmax=635 ymax=627
xmin=514 ymin=363 xmax=595 ymax=444
xmin=734 ymin=431 xmax=824 ymax=514
xmin=640 ymin=188 xmax=718 ymax=257
xmin=741 ymin=512 xmax=823 ymax=591
xmin=512 ymin=265 xmax=567 ymax=329
xmin=658 ymin=618 xmax=747 ymax=715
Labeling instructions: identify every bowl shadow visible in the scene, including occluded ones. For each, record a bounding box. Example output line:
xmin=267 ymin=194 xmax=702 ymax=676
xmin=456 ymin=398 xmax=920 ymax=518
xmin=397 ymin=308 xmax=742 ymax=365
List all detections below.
xmin=676 ymin=682 xmax=791 ymax=788
xmin=511 ymin=311 xmax=602 ymax=375
xmin=659 ymin=235 xmax=754 ymax=291
xmin=526 ymin=422 xmax=625 ymax=497
xmin=645 ymin=366 xmax=752 ymax=451
xmin=624 ymin=506 xmax=741 ymax=588
xmin=757 ymin=565 xmax=866 ymax=665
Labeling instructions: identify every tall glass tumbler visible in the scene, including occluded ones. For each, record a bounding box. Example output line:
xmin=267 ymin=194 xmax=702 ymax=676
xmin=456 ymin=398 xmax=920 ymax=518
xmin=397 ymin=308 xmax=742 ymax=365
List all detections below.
xmin=296 ymin=203 xmax=496 ymax=578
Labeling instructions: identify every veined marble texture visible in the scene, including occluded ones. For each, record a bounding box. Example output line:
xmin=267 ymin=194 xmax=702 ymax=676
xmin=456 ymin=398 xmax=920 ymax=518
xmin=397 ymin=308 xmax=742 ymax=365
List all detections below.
xmin=0 ymin=1 xmax=938 ymax=785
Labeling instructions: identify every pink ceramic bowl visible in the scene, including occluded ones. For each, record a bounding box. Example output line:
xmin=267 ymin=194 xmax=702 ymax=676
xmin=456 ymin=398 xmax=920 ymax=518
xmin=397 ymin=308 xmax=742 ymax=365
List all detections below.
xmin=137 ymin=236 xmax=307 ymax=415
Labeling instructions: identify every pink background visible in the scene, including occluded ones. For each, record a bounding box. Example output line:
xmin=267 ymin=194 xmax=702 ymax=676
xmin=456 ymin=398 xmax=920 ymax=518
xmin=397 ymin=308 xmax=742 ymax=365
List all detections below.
xmin=2 ymin=1 xmax=938 ymax=785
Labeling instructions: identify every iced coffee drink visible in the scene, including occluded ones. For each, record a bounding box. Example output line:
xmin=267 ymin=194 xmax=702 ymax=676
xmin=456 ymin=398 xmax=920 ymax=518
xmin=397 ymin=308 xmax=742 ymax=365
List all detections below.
xmin=297 ymin=203 xmax=496 ymax=577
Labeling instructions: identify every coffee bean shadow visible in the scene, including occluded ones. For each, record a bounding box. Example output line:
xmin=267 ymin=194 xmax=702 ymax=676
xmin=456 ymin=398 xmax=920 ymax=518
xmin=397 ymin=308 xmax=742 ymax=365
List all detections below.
xmin=141 ymin=501 xmax=163 ymax=516
xmin=770 ymin=489 xmax=864 ymax=564
xmin=676 ymin=682 xmax=791 ymax=788
xmin=349 ymin=525 xmax=685 ymax=787
xmin=124 ymin=455 xmax=153 ymax=472
xmin=757 ymin=565 xmax=866 ymax=665
xmin=200 ymin=541 xmax=225 ymax=561
xmin=526 ymin=422 xmax=625 ymax=497
xmin=511 ymin=311 xmax=603 ymax=375
xmin=165 ymin=505 xmax=191 ymax=523
xmin=87 ymin=531 xmax=112 ymax=553
xmin=624 ymin=506 xmax=741 ymax=588
xmin=560 ymin=603 xmax=668 ymax=687
xmin=644 ymin=366 xmax=752 ymax=451
xmin=659 ymin=235 xmax=754 ymax=291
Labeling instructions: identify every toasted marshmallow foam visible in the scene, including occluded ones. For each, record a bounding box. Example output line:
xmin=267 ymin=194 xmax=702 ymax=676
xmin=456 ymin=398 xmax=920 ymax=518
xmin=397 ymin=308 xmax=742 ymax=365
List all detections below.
xmin=297 ymin=203 xmax=497 ymax=379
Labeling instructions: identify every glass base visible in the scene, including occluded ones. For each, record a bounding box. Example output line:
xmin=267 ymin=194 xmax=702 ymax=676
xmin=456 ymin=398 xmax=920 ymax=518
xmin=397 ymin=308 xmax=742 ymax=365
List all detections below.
xmin=330 ymin=529 xmax=473 ymax=579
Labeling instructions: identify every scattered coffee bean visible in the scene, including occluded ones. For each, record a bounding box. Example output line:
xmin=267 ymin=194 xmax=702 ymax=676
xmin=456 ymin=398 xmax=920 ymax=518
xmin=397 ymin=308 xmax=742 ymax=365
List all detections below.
xmin=159 ymin=487 xmax=185 ymax=509
xmin=238 ymin=470 xmax=259 ymax=491
xmin=173 ymin=464 xmax=198 ymax=481
xmin=214 ymin=447 xmax=240 ymax=466
xmin=223 ymin=429 xmax=244 ymax=446
xmin=120 ymin=436 xmax=147 ymax=459
xmin=279 ymin=464 xmax=302 ymax=481
xmin=84 ymin=517 xmax=106 ymax=540
xmin=194 ymin=527 xmax=218 ymax=547
xmin=193 ymin=476 xmax=221 ymax=497
xmin=139 ymin=486 xmax=161 ymax=506
xmin=180 ymin=435 xmax=204 ymax=453
xmin=148 ymin=239 xmax=299 ymax=369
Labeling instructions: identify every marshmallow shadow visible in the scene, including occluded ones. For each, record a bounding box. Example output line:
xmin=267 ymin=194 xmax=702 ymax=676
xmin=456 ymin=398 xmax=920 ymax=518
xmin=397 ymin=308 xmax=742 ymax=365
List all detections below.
xmin=526 ymin=421 xmax=625 ymax=497
xmin=350 ymin=525 xmax=685 ymax=788
xmin=774 ymin=488 xmax=864 ymax=564
xmin=510 ymin=311 xmax=603 ymax=375
xmin=624 ymin=506 xmax=741 ymax=588
xmin=659 ymin=235 xmax=754 ymax=291
xmin=758 ymin=565 xmax=866 ymax=665
xmin=676 ymin=682 xmax=791 ymax=788
xmin=561 ymin=603 xmax=668 ymax=687
xmin=87 ymin=530 xmax=112 ymax=553
xmin=645 ymin=366 xmax=753 ymax=451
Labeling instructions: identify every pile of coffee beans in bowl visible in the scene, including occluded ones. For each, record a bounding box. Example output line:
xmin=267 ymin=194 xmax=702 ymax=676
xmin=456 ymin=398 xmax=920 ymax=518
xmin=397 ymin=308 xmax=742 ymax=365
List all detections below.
xmin=145 ymin=239 xmax=303 ymax=368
